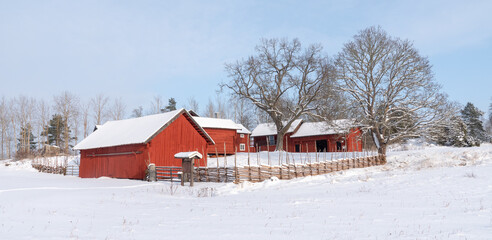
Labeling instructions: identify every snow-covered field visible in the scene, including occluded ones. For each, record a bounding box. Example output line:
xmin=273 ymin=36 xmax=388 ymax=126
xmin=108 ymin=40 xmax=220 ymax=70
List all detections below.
xmin=1 ymin=143 xmax=491 ymax=239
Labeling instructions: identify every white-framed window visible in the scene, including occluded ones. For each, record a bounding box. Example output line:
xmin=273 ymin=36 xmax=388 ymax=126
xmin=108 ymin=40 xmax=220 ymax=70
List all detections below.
xmin=268 ymin=135 xmax=275 ymax=145
xmin=239 ymin=143 xmax=246 ymax=151
xmin=240 ymin=134 xmax=245 ymax=138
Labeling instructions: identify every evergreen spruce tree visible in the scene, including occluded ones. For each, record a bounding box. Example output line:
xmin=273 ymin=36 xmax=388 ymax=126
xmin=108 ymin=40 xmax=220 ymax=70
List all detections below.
xmin=163 ymin=98 xmax=177 ymax=112
xmin=42 ymin=114 xmax=72 ymax=151
xmin=461 ymin=102 xmax=486 ymax=145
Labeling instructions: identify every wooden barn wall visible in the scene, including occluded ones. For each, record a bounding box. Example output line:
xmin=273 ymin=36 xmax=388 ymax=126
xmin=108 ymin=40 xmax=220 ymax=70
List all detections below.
xmin=253 ymin=128 xmax=363 ymax=153
xmin=290 ymin=128 xmax=363 ymax=152
xmin=79 ymin=144 xmax=148 ymax=179
xmin=203 ymin=128 xmax=237 ymax=155
xmin=253 ymin=133 xmax=292 ymax=152
xmin=148 ymin=114 xmax=209 ymax=167
xmin=235 ymin=133 xmax=250 ymax=152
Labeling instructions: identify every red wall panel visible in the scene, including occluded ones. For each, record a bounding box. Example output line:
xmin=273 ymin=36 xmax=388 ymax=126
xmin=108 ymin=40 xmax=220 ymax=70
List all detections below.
xmin=203 ymin=128 xmax=236 ymax=155
xmin=148 ymin=114 xmax=209 ymax=167
xmin=79 ymin=144 xmax=148 ymax=179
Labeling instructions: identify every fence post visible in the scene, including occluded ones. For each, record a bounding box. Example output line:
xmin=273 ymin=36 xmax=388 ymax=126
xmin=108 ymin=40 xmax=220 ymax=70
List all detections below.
xmin=234 ymin=147 xmax=238 ymax=184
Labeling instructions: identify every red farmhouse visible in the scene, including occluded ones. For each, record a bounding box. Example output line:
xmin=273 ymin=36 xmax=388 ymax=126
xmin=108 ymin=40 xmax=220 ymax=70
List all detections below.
xmin=251 ymin=119 xmax=362 ymax=152
xmin=74 ymin=109 xmax=214 ymax=179
xmin=192 ymin=117 xmax=241 ymax=155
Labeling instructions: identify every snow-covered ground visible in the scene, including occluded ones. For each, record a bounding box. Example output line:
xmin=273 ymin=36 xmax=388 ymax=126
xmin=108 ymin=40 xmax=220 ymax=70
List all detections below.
xmin=1 ymin=143 xmax=491 ymax=239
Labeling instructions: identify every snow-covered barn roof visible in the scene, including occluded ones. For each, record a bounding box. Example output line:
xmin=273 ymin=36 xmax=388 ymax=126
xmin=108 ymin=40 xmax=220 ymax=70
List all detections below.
xmin=251 ymin=119 xmax=303 ymax=137
xmin=192 ymin=117 xmax=241 ymax=130
xmin=74 ymin=109 xmax=214 ymax=150
xmin=236 ymin=124 xmax=251 ymax=134
xmin=290 ymin=119 xmax=357 ymax=138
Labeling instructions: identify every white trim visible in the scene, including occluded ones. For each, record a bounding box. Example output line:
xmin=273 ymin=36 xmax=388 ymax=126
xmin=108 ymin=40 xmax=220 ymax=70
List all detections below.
xmin=239 ymin=143 xmax=246 ymax=151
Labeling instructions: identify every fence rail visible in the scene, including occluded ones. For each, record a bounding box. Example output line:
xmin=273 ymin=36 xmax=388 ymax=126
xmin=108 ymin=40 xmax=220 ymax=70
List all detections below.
xmin=66 ymin=166 xmax=79 ymax=176
xmin=32 ymin=163 xmax=80 ymax=176
xmin=155 ymin=154 xmax=385 ymax=184
xmin=155 ymin=166 xmax=182 ymax=182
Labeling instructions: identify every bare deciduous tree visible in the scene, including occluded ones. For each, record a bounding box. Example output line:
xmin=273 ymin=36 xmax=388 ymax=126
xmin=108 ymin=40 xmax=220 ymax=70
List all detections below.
xmin=54 ymin=91 xmax=79 ymax=153
xmin=223 ymin=38 xmax=336 ymax=150
xmin=81 ymin=101 xmax=91 ymax=138
xmin=336 ymin=26 xmax=447 ymax=156
xmin=185 ymin=96 xmax=200 ymax=113
xmin=14 ymin=96 xmax=37 ymax=157
xmin=150 ymin=95 xmax=164 ymax=114
xmin=109 ymin=97 xmax=126 ymax=120
xmin=90 ymin=93 xmax=109 ymax=125
xmin=232 ymin=96 xmax=254 ymax=131
xmin=0 ymin=97 xmax=7 ymax=159
xmin=204 ymin=98 xmax=215 ymax=118
xmin=37 ymin=99 xmax=50 ymax=149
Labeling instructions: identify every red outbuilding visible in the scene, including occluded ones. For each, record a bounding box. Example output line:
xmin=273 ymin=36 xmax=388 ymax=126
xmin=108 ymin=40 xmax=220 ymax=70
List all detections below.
xmin=74 ymin=109 xmax=214 ymax=179
xmin=251 ymin=119 xmax=362 ymax=152
xmin=251 ymin=119 xmax=303 ymax=152
xmin=192 ymin=117 xmax=241 ymax=155
xmin=235 ymin=124 xmax=253 ymax=153
xmin=289 ymin=120 xmax=362 ymax=152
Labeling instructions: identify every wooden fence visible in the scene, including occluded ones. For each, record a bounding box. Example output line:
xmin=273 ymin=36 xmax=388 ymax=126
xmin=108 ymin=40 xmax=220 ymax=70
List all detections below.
xmin=32 ymin=164 xmax=80 ymax=176
xmin=66 ymin=166 xmax=79 ymax=176
xmin=154 ymin=154 xmax=385 ymax=183
xmin=155 ymin=166 xmax=182 ymax=182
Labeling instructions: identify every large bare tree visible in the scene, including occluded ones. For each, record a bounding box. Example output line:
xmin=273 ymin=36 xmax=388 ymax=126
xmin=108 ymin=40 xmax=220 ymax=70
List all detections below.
xmin=0 ymin=97 xmax=7 ymax=159
xmin=149 ymin=95 xmax=164 ymax=114
xmin=336 ymin=26 xmax=447 ymax=156
xmin=223 ymin=38 xmax=336 ymax=150
xmin=53 ymin=91 xmax=79 ymax=153
xmin=90 ymin=93 xmax=109 ymax=125
xmin=109 ymin=97 xmax=126 ymax=120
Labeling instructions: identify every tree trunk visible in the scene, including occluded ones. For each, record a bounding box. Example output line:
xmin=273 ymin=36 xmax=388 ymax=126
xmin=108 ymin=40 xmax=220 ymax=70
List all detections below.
xmin=377 ymin=143 xmax=387 ymax=163
xmin=276 ymin=132 xmax=285 ymax=151
xmin=371 ymin=129 xmax=387 ymax=163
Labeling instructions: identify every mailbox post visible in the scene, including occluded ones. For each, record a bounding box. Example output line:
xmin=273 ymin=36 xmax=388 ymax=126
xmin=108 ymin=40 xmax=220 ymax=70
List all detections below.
xmin=174 ymin=151 xmax=203 ymax=187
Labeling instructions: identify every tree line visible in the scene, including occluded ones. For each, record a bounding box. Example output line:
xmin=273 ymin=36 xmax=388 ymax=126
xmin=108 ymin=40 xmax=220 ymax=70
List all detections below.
xmin=0 ymin=90 xmax=266 ymax=160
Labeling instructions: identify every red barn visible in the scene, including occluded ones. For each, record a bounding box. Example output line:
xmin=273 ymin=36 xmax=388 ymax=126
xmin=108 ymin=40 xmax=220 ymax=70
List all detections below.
xmin=251 ymin=119 xmax=303 ymax=152
xmin=289 ymin=120 xmax=362 ymax=152
xmin=74 ymin=109 xmax=214 ymax=179
xmin=251 ymin=119 xmax=362 ymax=152
xmin=192 ymin=117 xmax=241 ymax=155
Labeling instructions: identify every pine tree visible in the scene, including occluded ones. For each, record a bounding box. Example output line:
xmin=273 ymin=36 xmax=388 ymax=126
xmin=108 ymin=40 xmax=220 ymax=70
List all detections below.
xmin=163 ymin=98 xmax=177 ymax=112
xmin=431 ymin=116 xmax=473 ymax=147
xmin=41 ymin=114 xmax=72 ymax=151
xmin=461 ymin=102 xmax=486 ymax=144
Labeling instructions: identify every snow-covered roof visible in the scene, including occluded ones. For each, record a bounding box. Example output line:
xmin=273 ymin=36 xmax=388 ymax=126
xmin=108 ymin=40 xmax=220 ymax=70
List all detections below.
xmin=290 ymin=119 xmax=357 ymax=138
xmin=174 ymin=151 xmax=203 ymax=159
xmin=236 ymin=124 xmax=251 ymax=134
xmin=251 ymin=119 xmax=303 ymax=137
xmin=74 ymin=109 xmax=214 ymax=150
xmin=192 ymin=117 xmax=241 ymax=130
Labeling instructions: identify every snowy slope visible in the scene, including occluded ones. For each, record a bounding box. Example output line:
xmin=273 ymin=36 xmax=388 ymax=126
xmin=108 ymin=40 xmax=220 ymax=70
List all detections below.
xmin=0 ymin=143 xmax=491 ymax=239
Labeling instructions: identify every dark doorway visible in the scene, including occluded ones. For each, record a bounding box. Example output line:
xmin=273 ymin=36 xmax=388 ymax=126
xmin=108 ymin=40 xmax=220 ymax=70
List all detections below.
xmin=336 ymin=141 xmax=342 ymax=151
xmin=295 ymin=144 xmax=300 ymax=152
xmin=316 ymin=140 xmax=327 ymax=152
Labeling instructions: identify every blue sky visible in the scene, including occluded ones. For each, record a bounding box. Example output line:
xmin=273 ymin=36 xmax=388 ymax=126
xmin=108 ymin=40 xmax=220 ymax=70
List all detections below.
xmin=1 ymin=0 xmax=491 ymax=114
